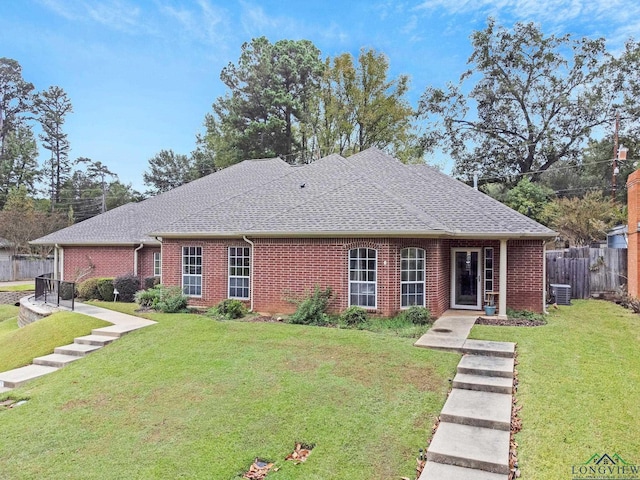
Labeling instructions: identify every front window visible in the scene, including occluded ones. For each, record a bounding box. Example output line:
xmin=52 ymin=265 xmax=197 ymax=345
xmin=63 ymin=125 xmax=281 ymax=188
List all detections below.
xmin=229 ymin=246 xmax=250 ymax=299
xmin=349 ymin=248 xmax=377 ymax=308
xmin=182 ymin=246 xmax=202 ymax=296
xmin=153 ymin=252 xmax=161 ymax=277
xmin=401 ymin=247 xmax=425 ymax=307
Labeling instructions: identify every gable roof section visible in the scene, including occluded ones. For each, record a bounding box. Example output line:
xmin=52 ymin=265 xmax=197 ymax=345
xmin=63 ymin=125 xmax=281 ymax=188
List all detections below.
xmin=33 ymin=147 xmax=555 ymax=246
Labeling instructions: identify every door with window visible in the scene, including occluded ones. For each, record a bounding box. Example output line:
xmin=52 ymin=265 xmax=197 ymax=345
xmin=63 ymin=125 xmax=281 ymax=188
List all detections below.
xmin=451 ymin=248 xmax=481 ymax=309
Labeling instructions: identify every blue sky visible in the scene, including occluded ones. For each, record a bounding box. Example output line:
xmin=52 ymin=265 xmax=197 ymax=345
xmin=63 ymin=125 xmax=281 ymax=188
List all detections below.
xmin=2 ymin=0 xmax=639 ymax=191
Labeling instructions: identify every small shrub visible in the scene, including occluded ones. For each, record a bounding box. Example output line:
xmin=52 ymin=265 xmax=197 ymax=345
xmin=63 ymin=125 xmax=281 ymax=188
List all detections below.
xmin=135 ymin=288 xmax=158 ymax=308
xmin=113 ymin=273 xmax=140 ymax=302
xmin=212 ymin=299 xmax=248 ymax=319
xmin=155 ymin=286 xmax=188 ymax=313
xmin=288 ymin=286 xmax=332 ymax=325
xmin=96 ymin=278 xmax=115 ymax=301
xmin=135 ymin=285 xmax=188 ymax=313
xmin=398 ymin=306 xmax=431 ymax=325
xmin=340 ymin=306 xmax=368 ymax=326
xmin=144 ymin=276 xmax=160 ymax=290
xmin=77 ymin=278 xmax=100 ymax=300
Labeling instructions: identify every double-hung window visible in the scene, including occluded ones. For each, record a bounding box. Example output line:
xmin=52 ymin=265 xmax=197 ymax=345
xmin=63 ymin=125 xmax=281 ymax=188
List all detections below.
xmin=153 ymin=252 xmax=161 ymax=277
xmin=182 ymin=246 xmax=202 ymax=296
xmin=349 ymin=248 xmax=377 ymax=308
xmin=401 ymin=247 xmax=425 ymax=307
xmin=229 ymin=246 xmax=250 ymax=299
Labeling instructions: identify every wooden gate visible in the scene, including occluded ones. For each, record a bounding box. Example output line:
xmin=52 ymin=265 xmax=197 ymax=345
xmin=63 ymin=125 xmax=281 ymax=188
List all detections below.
xmin=546 ymin=247 xmax=627 ymax=299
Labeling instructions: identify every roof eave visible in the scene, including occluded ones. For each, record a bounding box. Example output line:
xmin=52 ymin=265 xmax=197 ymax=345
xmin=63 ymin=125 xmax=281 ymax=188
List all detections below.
xmin=29 ymin=239 xmax=161 ymax=247
xmin=150 ymin=230 xmax=557 ymax=240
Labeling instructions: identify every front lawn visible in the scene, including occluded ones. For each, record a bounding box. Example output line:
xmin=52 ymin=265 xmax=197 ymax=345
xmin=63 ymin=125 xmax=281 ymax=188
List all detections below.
xmin=470 ymin=300 xmax=640 ymax=478
xmin=0 ymin=304 xmax=20 ymax=339
xmin=0 ymin=311 xmax=110 ymax=372
xmin=0 ymin=311 xmax=458 ymax=479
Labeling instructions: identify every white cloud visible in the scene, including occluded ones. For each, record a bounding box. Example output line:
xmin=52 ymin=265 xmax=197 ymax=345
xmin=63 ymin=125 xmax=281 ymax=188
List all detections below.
xmin=412 ymin=0 xmax=640 ymax=48
xmin=159 ymin=0 xmax=229 ymax=45
xmin=37 ymin=0 xmax=153 ymax=34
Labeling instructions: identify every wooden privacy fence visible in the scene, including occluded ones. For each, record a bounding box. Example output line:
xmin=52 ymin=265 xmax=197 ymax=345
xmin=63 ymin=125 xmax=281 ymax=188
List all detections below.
xmin=546 ymin=247 xmax=627 ymax=299
xmin=0 ymin=257 xmax=54 ymax=282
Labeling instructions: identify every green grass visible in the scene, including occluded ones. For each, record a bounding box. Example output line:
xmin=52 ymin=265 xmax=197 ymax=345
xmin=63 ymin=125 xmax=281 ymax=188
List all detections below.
xmin=0 ymin=283 xmax=35 ymax=291
xmin=469 ymin=300 xmax=640 ymax=478
xmin=0 ymin=311 xmax=459 ymax=479
xmin=0 ymin=305 xmax=20 ymax=339
xmin=0 ymin=311 xmax=111 ymax=372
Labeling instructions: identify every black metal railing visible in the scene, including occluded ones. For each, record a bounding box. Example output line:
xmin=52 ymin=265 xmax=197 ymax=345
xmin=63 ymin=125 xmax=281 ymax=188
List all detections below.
xmin=35 ymin=273 xmax=75 ymax=310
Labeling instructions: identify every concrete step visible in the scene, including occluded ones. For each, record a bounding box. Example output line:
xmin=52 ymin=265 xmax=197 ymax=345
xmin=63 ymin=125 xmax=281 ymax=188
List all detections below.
xmin=33 ymin=353 xmax=82 ymax=368
xmin=0 ymin=386 xmax=13 ymax=394
xmin=458 ymin=355 xmax=514 ymax=378
xmin=0 ymin=364 xmax=59 ymax=388
xmin=74 ymin=334 xmax=117 ymax=347
xmin=452 ymin=373 xmax=513 ymax=394
xmin=92 ymin=324 xmax=149 ymax=338
xmin=55 ymin=343 xmax=102 ymax=357
xmin=440 ymin=388 xmax=512 ymax=431
xmin=462 ymin=339 xmax=515 ymax=358
xmin=427 ymin=422 xmax=510 ymax=475
xmin=419 ymin=461 xmax=508 ymax=480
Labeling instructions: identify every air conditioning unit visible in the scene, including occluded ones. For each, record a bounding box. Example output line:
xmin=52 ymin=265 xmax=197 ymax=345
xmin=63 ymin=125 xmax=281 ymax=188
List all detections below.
xmin=550 ymin=284 xmax=571 ymax=306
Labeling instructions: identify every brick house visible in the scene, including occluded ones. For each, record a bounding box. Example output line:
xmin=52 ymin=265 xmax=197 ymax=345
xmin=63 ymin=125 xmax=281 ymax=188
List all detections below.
xmin=32 ymin=148 xmax=554 ymax=317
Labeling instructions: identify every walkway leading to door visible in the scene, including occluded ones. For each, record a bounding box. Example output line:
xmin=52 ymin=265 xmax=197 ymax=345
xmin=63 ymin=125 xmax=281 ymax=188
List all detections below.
xmin=0 ymin=301 xmax=155 ymax=393
xmin=415 ymin=311 xmax=516 ymax=479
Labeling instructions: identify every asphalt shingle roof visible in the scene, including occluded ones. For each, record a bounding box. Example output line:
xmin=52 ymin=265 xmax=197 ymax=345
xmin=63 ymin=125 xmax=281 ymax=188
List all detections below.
xmin=32 ymin=147 xmax=555 ymax=245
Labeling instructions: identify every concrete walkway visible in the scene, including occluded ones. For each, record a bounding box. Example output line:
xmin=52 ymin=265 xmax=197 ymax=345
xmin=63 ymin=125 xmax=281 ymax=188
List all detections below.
xmin=415 ymin=311 xmax=516 ymax=479
xmin=0 ymin=301 xmax=155 ymax=393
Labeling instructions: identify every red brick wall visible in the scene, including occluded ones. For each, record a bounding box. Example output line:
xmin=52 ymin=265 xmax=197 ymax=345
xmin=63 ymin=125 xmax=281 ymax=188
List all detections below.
xmin=63 ymin=246 xmax=135 ymax=282
xmin=506 ymin=240 xmax=545 ymax=312
xmin=63 ymin=245 xmax=160 ymax=283
xmin=627 ymin=171 xmax=640 ymax=297
xmin=159 ymin=237 xmax=545 ymax=317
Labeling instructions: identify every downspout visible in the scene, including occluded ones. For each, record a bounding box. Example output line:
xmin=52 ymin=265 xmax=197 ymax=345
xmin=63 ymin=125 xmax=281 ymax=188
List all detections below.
xmin=54 ymin=244 xmax=61 ymax=280
xmin=243 ymin=236 xmax=255 ymax=312
xmin=134 ymin=243 xmax=144 ymax=277
xmin=542 ymin=240 xmax=549 ymax=314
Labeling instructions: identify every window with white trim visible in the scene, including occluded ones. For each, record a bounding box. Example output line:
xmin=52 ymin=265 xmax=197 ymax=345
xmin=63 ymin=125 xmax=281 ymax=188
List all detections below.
xmin=401 ymin=247 xmax=425 ymax=307
xmin=153 ymin=252 xmax=161 ymax=277
xmin=228 ymin=246 xmax=250 ymax=299
xmin=349 ymin=248 xmax=377 ymax=308
xmin=182 ymin=246 xmax=202 ymax=296
xmin=484 ymin=247 xmax=494 ymax=293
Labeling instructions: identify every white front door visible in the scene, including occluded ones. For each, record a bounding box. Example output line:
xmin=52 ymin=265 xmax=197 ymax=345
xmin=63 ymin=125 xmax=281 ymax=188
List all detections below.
xmin=451 ymin=248 xmax=482 ymax=310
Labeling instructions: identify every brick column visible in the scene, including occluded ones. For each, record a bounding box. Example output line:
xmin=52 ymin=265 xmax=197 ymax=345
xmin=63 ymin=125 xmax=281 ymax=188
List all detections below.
xmin=627 ymin=170 xmax=640 ymax=297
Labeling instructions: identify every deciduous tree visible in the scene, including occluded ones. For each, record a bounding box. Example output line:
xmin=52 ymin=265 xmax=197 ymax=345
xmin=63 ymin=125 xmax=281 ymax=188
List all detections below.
xmin=541 ymin=191 xmax=625 ymax=246
xmin=419 ymin=19 xmax=620 ymax=184
xmin=0 ymin=185 xmax=67 ymax=255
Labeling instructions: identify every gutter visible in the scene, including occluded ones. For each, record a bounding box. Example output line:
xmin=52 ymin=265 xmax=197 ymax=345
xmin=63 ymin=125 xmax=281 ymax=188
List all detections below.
xmin=133 ymin=243 xmax=144 ymax=276
xmin=152 ymin=230 xmax=557 ymax=240
xmin=243 ymin=235 xmax=255 ymax=312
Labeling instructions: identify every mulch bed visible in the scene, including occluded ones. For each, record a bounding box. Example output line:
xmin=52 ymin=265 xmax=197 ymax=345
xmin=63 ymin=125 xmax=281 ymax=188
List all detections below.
xmin=246 ymin=315 xmax=282 ymax=323
xmin=475 ymin=316 xmax=545 ymax=327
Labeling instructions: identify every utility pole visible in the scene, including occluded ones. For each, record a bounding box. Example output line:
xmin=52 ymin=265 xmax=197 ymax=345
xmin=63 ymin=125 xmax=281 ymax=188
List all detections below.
xmin=612 ymin=111 xmax=619 ymax=201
